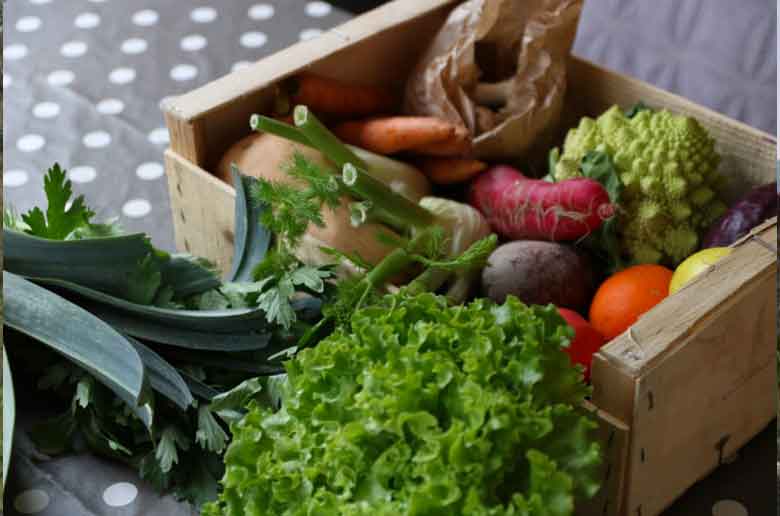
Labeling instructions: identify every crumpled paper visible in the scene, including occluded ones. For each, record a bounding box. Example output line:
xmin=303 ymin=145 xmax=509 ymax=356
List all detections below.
xmin=403 ymin=0 xmax=583 ymax=159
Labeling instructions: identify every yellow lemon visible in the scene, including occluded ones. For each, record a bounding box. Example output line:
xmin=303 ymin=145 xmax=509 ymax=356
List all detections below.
xmin=669 ymin=247 xmax=732 ymax=294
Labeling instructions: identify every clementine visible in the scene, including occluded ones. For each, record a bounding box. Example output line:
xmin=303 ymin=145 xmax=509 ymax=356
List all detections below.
xmin=589 ymin=264 xmax=674 ymax=341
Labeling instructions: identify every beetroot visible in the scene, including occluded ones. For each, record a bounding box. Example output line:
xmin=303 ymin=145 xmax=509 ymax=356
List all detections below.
xmin=703 ymin=182 xmax=777 ymax=247
xmin=468 ymin=165 xmax=615 ymax=241
xmin=481 ymin=241 xmax=594 ymax=311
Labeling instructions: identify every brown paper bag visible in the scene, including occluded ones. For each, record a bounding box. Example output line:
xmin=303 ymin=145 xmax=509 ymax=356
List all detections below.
xmin=403 ymin=0 xmax=583 ymax=160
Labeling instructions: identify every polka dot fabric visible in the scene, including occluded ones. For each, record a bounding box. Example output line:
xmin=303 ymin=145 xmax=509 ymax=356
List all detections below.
xmin=2 ymin=1 xmax=349 ymax=515
xmin=3 ymin=0 xmax=350 ymax=251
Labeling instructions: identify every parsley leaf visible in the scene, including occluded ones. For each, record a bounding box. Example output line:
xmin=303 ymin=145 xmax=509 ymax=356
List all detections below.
xmin=256 ymin=276 xmax=297 ymax=329
xmin=156 ymin=425 xmax=191 ymax=473
xmin=246 ymin=153 xmax=343 ymax=329
xmin=195 ymin=405 xmax=228 ymax=453
xmin=125 ymin=253 xmax=164 ymax=305
xmin=21 ymin=164 xmax=96 ymax=240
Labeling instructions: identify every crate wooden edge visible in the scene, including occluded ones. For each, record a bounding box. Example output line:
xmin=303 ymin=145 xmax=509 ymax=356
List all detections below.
xmin=579 ymin=401 xmax=631 ymax=516
xmin=590 ymin=222 xmax=777 ymax=514
xmin=597 ymin=220 xmax=778 ymax=379
xmin=161 ymin=0 xmax=455 ymax=165
xmin=164 ymin=148 xmax=237 ymax=274
xmin=566 ymin=57 xmax=777 ymax=145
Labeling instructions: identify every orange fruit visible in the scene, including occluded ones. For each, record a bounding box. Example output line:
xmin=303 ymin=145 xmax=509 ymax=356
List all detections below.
xmin=589 ymin=264 xmax=674 ymax=341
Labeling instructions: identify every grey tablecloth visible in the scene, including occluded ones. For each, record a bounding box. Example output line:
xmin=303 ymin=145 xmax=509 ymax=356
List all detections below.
xmin=2 ymin=1 xmax=777 ymax=515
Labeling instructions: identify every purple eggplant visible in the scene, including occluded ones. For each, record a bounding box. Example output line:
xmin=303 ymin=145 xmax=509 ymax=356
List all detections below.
xmin=702 ymin=182 xmax=777 ymax=248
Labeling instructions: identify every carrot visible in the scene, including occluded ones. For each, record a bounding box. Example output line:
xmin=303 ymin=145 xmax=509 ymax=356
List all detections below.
xmin=418 ymin=157 xmax=487 ymax=185
xmin=333 ymin=116 xmax=458 ymax=154
xmin=469 ymin=165 xmax=615 ymax=241
xmin=287 ymin=73 xmax=396 ymax=118
xmin=409 ymin=124 xmax=472 ymax=156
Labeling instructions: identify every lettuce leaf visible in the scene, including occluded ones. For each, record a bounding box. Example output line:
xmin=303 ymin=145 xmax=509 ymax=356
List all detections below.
xmin=204 ymin=293 xmax=601 ymax=515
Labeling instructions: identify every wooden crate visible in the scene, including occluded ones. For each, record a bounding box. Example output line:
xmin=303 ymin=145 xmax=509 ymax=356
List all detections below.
xmin=161 ymin=1 xmax=778 ymax=514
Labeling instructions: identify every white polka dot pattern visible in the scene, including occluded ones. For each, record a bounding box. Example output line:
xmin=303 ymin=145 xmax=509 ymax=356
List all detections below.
xmin=249 ymin=4 xmax=275 ymax=20
xmin=47 ymin=69 xmax=75 ymax=87
xmin=123 ymin=199 xmax=152 ymax=218
xmin=170 ymin=64 xmax=198 ymax=81
xmin=180 ymin=34 xmax=207 ymax=52
xmin=14 ymin=489 xmax=50 ymax=514
xmin=305 ymin=1 xmax=332 ymax=18
xmin=61 ymin=41 xmax=88 ymax=58
xmin=17 ymin=134 xmax=46 ymax=153
xmin=103 ymin=482 xmax=139 ymax=507
xmin=190 ymin=6 xmax=218 ymax=23
xmin=16 ymin=16 xmax=42 ymax=32
xmin=136 ymin=162 xmax=165 ymax=181
xmin=83 ymin=131 xmax=112 ymax=148
xmin=132 ymin=9 xmax=159 ymax=27
xmin=96 ymin=98 xmax=125 ymax=115
xmin=240 ymin=31 xmax=268 ymax=48
xmin=75 ymin=12 xmax=101 ymax=29
xmin=5 ymin=170 xmax=30 ymax=188
xmin=121 ymin=38 xmax=148 ymax=55
xmin=109 ymin=67 xmax=136 ymax=85
xmin=4 ymin=44 xmax=29 ymax=60
xmin=33 ymin=102 xmax=61 ymax=119
xmin=148 ymin=128 xmax=170 ymax=145
xmin=68 ymin=166 xmax=98 ymax=184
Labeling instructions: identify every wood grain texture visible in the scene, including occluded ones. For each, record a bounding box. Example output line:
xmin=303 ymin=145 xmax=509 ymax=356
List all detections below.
xmin=578 ymin=401 xmax=631 ymax=516
xmin=164 ymin=149 xmax=236 ymax=276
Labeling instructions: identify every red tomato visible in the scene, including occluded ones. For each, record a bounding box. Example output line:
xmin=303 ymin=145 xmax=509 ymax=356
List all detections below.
xmin=557 ymin=307 xmax=607 ymax=382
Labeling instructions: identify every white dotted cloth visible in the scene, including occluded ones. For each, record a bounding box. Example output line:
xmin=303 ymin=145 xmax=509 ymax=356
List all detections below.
xmin=3 ymin=0 xmax=351 ymax=251
xmin=2 ymin=2 xmax=351 ymax=515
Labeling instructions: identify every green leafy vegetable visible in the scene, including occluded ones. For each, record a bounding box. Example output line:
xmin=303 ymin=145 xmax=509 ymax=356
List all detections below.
xmin=3 ymin=347 xmax=15 ymax=493
xmin=227 ymin=169 xmax=271 ymax=283
xmin=22 ymin=164 xmax=96 ymax=240
xmin=203 ymin=294 xmax=601 ymax=515
xmin=579 ymin=151 xmax=625 ymax=273
xmin=4 ymin=272 xmax=148 ymax=417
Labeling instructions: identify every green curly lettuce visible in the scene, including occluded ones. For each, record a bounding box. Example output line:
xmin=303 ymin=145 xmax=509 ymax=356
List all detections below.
xmin=553 ymin=105 xmax=728 ymax=266
xmin=203 ymin=293 xmax=601 ymax=515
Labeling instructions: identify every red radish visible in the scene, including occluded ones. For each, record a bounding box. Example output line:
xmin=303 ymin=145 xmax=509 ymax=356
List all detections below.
xmin=468 ymin=165 xmax=615 ymax=241
xmin=557 ymin=308 xmax=607 ymax=382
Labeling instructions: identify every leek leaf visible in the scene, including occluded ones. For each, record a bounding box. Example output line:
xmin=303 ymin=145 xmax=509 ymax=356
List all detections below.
xmin=127 ymin=337 xmax=194 ymax=410
xmin=3 ymin=346 xmax=15 ymax=492
xmin=3 ymin=272 xmax=146 ymax=409
xmin=228 ymin=169 xmax=271 ymax=283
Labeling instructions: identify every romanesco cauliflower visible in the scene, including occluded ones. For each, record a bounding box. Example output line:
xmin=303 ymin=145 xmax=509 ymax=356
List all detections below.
xmin=553 ymin=105 xmax=727 ymax=265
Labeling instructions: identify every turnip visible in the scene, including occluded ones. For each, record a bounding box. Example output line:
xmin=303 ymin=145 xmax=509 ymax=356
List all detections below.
xmin=482 ymin=241 xmax=594 ymax=310
xmin=469 ymin=165 xmax=615 ymax=241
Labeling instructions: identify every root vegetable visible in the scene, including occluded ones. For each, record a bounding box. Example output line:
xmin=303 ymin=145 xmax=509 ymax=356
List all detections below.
xmin=216 ymin=132 xmax=430 ymax=202
xmin=469 ymin=165 xmax=615 ymax=241
xmin=286 ymin=72 xmax=396 ymax=118
xmin=332 ymin=116 xmax=459 ymax=154
xmin=481 ymin=241 xmax=594 ymax=310
xmin=409 ymin=124 xmax=472 ymax=156
xmin=417 ymin=157 xmax=487 ymax=185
